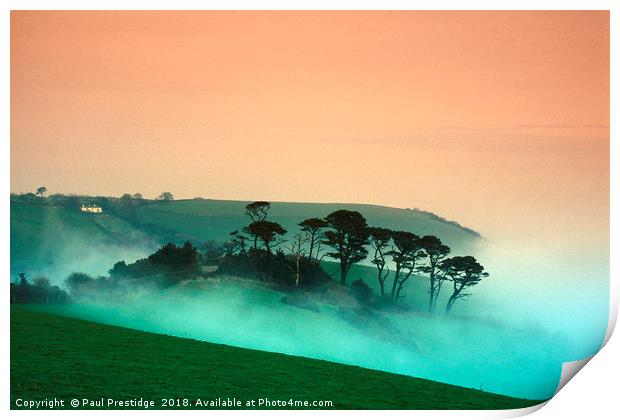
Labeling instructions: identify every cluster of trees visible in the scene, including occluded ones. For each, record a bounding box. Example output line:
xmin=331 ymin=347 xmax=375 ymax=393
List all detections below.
xmin=219 ymin=201 xmax=331 ymax=287
xmin=222 ymin=201 xmax=488 ymax=314
xmin=63 ymin=237 xmax=332 ymax=301
xmin=14 ymin=187 xmax=174 ymax=205
xmin=108 ymin=241 xmax=201 ymax=287
xmin=12 ymin=191 xmax=488 ymax=314
xmin=63 ymin=242 xmax=204 ymax=298
xmin=10 ymin=273 xmax=70 ymax=304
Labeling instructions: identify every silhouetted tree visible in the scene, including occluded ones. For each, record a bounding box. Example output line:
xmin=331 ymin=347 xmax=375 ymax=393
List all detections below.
xmin=65 ymin=272 xmax=96 ymax=296
xmin=286 ymin=233 xmax=308 ymax=287
xmin=148 ymin=241 xmax=199 ymax=270
xmin=106 ymin=242 xmax=201 ymax=287
xmin=299 ymin=218 xmax=328 ymax=261
xmin=245 ymin=201 xmax=270 ymax=222
xmin=200 ymin=240 xmax=225 ymax=260
xmin=245 ymin=220 xmax=287 ymax=254
xmin=440 ymin=256 xmax=489 ymax=314
xmin=222 ymin=240 xmax=237 ymax=256
xmin=350 ymin=278 xmax=373 ymax=305
xmin=32 ymin=276 xmax=51 ymax=289
xmin=35 ymin=186 xmax=47 ymax=197
xmin=19 ymin=272 xmax=28 ymax=286
xmin=158 ymin=192 xmax=174 ymax=201
xmin=419 ymin=235 xmax=451 ymax=312
xmin=229 ymin=230 xmax=248 ymax=255
xmin=388 ymin=231 xmax=426 ymax=302
xmin=11 ymin=274 xmax=70 ymax=304
xmin=245 ymin=201 xmax=271 ymax=249
xmin=108 ymin=261 xmax=129 ymax=277
xmin=323 ymin=210 xmax=370 ymax=285
xmin=369 ymin=227 xmax=392 ymax=297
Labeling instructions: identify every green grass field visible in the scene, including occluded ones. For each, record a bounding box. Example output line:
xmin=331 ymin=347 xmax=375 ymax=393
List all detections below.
xmin=11 ymin=306 xmax=543 ymax=410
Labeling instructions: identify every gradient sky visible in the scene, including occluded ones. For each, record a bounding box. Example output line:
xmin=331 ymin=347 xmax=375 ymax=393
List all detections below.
xmin=11 ymin=11 xmax=609 ymax=242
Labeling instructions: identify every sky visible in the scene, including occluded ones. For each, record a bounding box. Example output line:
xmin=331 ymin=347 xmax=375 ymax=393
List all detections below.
xmin=11 ymin=11 xmax=609 ymax=242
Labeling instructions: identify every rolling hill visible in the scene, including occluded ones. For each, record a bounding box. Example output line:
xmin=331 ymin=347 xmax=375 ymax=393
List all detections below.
xmin=10 ymin=201 xmax=155 ymax=280
xmin=10 ymin=196 xmax=480 ymax=282
xmin=137 ymin=199 xmax=480 ymax=248
xmin=10 ymin=306 xmax=542 ymax=410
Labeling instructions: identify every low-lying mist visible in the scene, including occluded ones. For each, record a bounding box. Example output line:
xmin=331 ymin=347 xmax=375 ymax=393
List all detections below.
xmin=10 ymin=207 xmax=156 ymax=283
xmin=15 ymin=206 xmax=609 ymax=402
xmin=42 ymin=241 xmax=605 ymax=402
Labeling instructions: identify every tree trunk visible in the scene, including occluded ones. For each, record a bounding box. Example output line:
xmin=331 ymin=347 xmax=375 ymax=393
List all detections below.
xmin=378 ymin=273 xmax=385 ymax=297
xmin=308 ymin=233 xmax=315 ymax=262
xmin=295 ymin=254 xmax=301 ymax=287
xmin=445 ymin=297 xmax=455 ymax=314
xmin=394 ymin=266 xmax=414 ymax=302
xmin=428 ymin=277 xmax=435 ymax=312
xmin=395 ymin=280 xmax=404 ymax=301
xmin=433 ymin=281 xmax=443 ymax=311
xmin=446 ymin=283 xmax=464 ymax=314
xmin=428 ymin=269 xmax=436 ymax=312
xmin=390 ymin=265 xmax=401 ymax=299
xmin=340 ymin=263 xmax=347 ymax=285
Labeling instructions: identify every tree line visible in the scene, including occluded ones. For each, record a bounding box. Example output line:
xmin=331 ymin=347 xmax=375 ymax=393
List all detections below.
xmin=10 ymin=273 xmax=70 ymax=304
xmin=225 ymin=201 xmax=488 ymax=314
xmin=11 ymin=192 xmax=488 ymax=314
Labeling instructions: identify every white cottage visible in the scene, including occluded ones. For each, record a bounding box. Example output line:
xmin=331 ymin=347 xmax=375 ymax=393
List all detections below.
xmin=80 ymin=204 xmax=103 ymax=213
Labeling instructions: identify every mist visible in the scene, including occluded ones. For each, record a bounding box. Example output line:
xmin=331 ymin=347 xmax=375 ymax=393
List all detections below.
xmin=13 ymin=200 xmax=609 ymax=402
xmin=10 ymin=204 xmax=156 ymax=283
xmin=40 ymin=232 xmax=608 ymax=402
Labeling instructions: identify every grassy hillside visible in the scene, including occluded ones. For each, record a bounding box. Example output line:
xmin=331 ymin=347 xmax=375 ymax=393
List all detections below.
xmin=137 ymin=199 xmax=480 ymax=250
xmin=10 ymin=201 xmax=153 ymax=279
xmin=11 ymin=306 xmax=542 ymax=410
xmin=10 ymin=197 xmax=480 ymax=281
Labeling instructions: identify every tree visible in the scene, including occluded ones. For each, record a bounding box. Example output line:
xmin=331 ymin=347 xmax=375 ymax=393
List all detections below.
xmin=440 ymin=256 xmax=489 ymax=314
xmin=245 ymin=201 xmax=270 ymax=222
xmin=32 ymin=276 xmax=51 ymax=289
xmin=32 ymin=276 xmax=52 ymax=303
xmin=323 ymin=210 xmax=370 ymax=286
xmin=286 ymin=233 xmax=309 ymax=287
xmin=229 ymin=230 xmax=248 ymax=255
xmin=222 ymin=240 xmax=237 ymax=257
xmin=65 ymin=272 xmax=95 ymax=296
xmin=350 ymin=278 xmax=373 ymax=305
xmin=419 ymin=235 xmax=451 ymax=312
xmin=18 ymin=272 xmax=28 ymax=286
xmin=35 ymin=186 xmax=47 ymax=197
xmin=200 ymin=240 xmax=225 ymax=259
xmin=245 ymin=220 xmax=287 ymax=254
xmin=108 ymin=260 xmax=129 ymax=277
xmin=148 ymin=241 xmax=199 ymax=270
xmin=244 ymin=201 xmax=271 ymax=249
xmin=158 ymin=192 xmax=174 ymax=201
xmin=368 ymin=227 xmax=392 ymax=297
xmin=11 ymin=275 xmax=70 ymax=304
xmin=299 ymin=218 xmax=328 ymax=261
xmin=388 ymin=231 xmax=425 ymax=302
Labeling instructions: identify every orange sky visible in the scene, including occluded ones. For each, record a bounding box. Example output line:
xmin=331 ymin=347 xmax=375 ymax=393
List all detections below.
xmin=10 ymin=11 xmax=609 ymax=242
